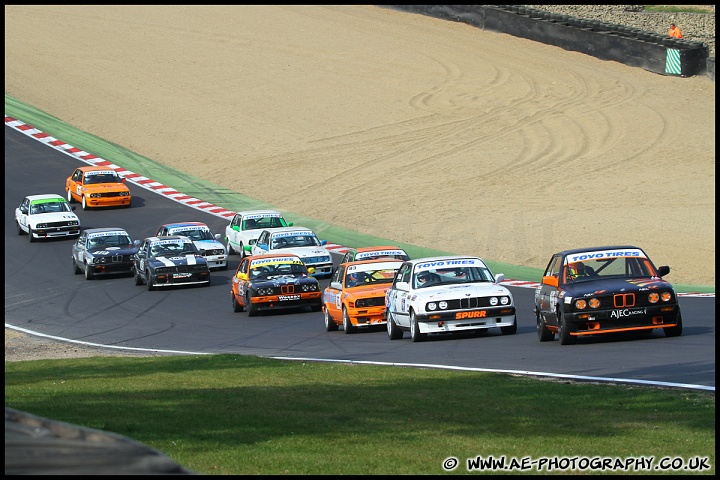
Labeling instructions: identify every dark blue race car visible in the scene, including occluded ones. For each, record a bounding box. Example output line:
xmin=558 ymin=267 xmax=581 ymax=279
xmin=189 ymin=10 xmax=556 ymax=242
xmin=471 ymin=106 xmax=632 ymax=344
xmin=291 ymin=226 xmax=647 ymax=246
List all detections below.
xmin=131 ymin=235 xmax=211 ymax=291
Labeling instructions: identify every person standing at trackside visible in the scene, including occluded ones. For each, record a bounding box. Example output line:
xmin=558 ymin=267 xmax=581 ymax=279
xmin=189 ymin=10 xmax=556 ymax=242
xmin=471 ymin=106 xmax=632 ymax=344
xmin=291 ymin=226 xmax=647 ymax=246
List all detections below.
xmin=668 ymin=22 xmax=683 ymax=39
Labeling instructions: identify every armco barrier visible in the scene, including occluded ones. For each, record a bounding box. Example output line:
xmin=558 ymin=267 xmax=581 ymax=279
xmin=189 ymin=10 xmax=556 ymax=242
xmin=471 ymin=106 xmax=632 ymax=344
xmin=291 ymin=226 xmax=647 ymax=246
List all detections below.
xmin=383 ymin=5 xmax=712 ymax=78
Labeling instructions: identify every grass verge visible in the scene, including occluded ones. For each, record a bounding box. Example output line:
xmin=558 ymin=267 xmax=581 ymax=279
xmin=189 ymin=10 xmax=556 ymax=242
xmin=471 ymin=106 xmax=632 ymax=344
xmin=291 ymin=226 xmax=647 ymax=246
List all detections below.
xmin=5 ymin=354 xmax=715 ymax=475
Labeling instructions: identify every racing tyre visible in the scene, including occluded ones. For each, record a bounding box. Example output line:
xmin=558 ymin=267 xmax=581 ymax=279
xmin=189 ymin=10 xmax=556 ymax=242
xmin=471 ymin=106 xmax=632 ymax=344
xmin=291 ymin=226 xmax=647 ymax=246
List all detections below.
xmin=558 ymin=313 xmax=577 ymax=345
xmin=84 ymin=264 xmax=95 ymax=280
xmin=226 ymin=241 xmax=235 ymax=255
xmin=238 ymin=243 xmax=246 ymax=260
xmin=663 ymin=311 xmax=683 ymax=337
xmin=146 ymin=270 xmax=155 ymax=291
xmin=246 ymin=293 xmax=258 ymax=317
xmin=410 ymin=311 xmax=426 ymax=342
xmin=73 ymin=258 xmax=81 ymax=275
xmin=501 ymin=318 xmax=517 ymax=335
xmin=134 ymin=268 xmax=144 ymax=286
xmin=324 ymin=307 xmax=338 ymax=331
xmin=342 ymin=308 xmax=355 ymax=334
xmin=232 ymin=293 xmax=244 ymax=312
xmin=387 ymin=310 xmax=403 ymax=340
xmin=82 ymin=195 xmax=88 ymax=210
xmin=67 ymin=189 xmax=74 ymax=203
xmin=16 ymin=221 xmax=26 ymax=235
xmin=28 ymin=227 xmax=36 ymax=242
xmin=537 ymin=311 xmax=554 ymax=342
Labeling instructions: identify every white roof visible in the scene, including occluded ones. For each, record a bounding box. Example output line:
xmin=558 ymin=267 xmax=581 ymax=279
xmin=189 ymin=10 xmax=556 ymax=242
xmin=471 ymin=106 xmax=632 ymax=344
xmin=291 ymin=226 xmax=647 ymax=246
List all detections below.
xmin=26 ymin=194 xmax=65 ymax=201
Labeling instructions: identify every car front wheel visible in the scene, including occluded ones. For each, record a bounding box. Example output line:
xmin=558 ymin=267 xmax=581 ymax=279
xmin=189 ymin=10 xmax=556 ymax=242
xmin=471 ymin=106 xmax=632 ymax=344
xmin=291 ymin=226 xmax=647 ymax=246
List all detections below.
xmin=146 ymin=270 xmax=155 ymax=291
xmin=410 ymin=311 xmax=426 ymax=342
xmin=84 ymin=263 xmax=95 ymax=280
xmin=28 ymin=226 xmax=35 ymax=243
xmin=133 ymin=267 xmax=144 ymax=286
xmin=246 ymin=293 xmax=258 ymax=317
xmin=73 ymin=257 xmax=81 ymax=274
xmin=324 ymin=307 xmax=338 ymax=331
xmin=664 ymin=311 xmax=683 ymax=337
xmin=558 ymin=313 xmax=577 ymax=345
xmin=342 ymin=307 xmax=355 ymax=334
xmin=16 ymin=221 xmax=26 ymax=235
xmin=82 ymin=196 xmax=88 ymax=210
xmin=232 ymin=292 xmax=244 ymax=312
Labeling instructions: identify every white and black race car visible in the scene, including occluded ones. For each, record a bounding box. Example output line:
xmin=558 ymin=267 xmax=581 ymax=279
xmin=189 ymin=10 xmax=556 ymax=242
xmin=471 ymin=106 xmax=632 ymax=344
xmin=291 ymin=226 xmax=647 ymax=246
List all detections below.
xmin=72 ymin=227 xmax=138 ymax=280
xmin=131 ymin=235 xmax=211 ymax=290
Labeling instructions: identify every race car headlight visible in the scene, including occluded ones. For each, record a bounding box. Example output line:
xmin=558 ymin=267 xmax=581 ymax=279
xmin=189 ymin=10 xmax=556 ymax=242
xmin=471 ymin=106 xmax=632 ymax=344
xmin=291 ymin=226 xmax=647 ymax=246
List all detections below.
xmin=438 ymin=301 xmax=448 ymax=310
xmin=257 ymin=287 xmax=274 ymax=296
xmin=69 ymin=220 xmax=79 ymax=226
xmin=588 ymin=298 xmax=600 ymax=308
xmin=661 ymin=291 xmax=673 ymax=302
xmin=301 ymin=283 xmax=318 ymax=292
xmin=427 ymin=302 xmax=437 ymax=311
xmin=92 ymin=257 xmax=107 ymax=264
xmin=489 ymin=297 xmax=499 ymax=306
xmin=500 ymin=296 xmax=510 ymax=305
xmin=90 ymin=193 xmax=102 ymax=198
xmin=155 ymin=267 xmax=170 ymax=274
xmin=36 ymin=223 xmax=49 ymax=228
xmin=118 ymin=191 xmax=130 ymax=196
xmin=575 ymin=299 xmax=587 ymax=310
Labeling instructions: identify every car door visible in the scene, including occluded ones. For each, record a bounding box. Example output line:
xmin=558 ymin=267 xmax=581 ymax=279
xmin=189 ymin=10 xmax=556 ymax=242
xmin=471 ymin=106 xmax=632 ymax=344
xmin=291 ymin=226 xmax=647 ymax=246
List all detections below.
xmin=387 ymin=263 xmax=412 ymax=327
xmin=323 ymin=265 xmax=345 ymax=323
xmin=133 ymin=240 xmax=150 ymax=280
xmin=66 ymin=169 xmax=82 ymax=200
xmin=16 ymin=198 xmax=30 ymax=230
xmin=72 ymin=231 xmax=88 ymax=267
xmin=226 ymin=214 xmax=242 ymax=250
xmin=536 ymin=254 xmax=562 ymax=327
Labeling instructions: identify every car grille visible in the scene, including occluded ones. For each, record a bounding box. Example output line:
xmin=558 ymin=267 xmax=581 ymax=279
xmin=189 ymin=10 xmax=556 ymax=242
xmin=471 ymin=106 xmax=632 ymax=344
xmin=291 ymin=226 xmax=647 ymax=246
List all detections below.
xmin=445 ymin=296 xmax=510 ymax=309
xmin=359 ymin=297 xmax=385 ymax=307
xmin=98 ymin=192 xmax=128 ymax=197
xmin=46 ymin=220 xmax=80 ymax=227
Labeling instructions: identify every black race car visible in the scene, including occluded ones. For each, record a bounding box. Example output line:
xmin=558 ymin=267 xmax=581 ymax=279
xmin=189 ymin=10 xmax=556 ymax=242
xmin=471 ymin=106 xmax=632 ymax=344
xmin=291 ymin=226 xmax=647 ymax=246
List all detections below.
xmin=131 ymin=235 xmax=210 ymax=290
xmin=534 ymin=245 xmax=682 ymax=345
xmin=72 ymin=227 xmax=138 ymax=280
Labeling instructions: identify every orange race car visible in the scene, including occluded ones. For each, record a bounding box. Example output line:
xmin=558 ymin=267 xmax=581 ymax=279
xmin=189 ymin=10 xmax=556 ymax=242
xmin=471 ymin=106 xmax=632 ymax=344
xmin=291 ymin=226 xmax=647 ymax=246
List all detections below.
xmin=322 ymin=258 xmax=403 ymax=333
xmin=66 ymin=166 xmax=132 ymax=210
xmin=231 ymin=253 xmax=322 ymax=316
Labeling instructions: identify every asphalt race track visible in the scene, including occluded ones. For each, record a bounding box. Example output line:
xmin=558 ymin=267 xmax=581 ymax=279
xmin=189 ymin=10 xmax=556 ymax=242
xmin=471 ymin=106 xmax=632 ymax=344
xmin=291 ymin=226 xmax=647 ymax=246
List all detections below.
xmin=4 ymin=125 xmax=716 ymax=391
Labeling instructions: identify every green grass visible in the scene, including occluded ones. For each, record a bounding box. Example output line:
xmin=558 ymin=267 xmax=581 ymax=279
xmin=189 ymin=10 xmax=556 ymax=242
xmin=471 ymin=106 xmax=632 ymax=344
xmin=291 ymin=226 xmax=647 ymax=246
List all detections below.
xmin=645 ymin=5 xmax=715 ymax=14
xmin=5 ymin=355 xmax=715 ymax=475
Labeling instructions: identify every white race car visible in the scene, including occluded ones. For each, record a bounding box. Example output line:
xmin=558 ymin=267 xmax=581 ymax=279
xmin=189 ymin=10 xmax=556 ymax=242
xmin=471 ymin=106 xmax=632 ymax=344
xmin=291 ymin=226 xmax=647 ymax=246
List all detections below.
xmin=250 ymin=226 xmax=333 ymax=278
xmin=385 ymin=255 xmax=517 ymax=342
xmin=224 ymin=209 xmax=292 ymax=259
xmin=14 ymin=193 xmax=81 ymax=242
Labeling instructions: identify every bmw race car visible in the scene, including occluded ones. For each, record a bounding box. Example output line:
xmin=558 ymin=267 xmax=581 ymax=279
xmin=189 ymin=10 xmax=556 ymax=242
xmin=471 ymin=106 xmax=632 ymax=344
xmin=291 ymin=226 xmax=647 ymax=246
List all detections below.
xmin=131 ymin=235 xmax=211 ymax=290
xmin=231 ymin=253 xmax=322 ymax=316
xmin=323 ymin=258 xmax=403 ymax=333
xmin=65 ymin=166 xmax=131 ymax=210
xmin=156 ymin=222 xmax=227 ymax=270
xmin=72 ymin=227 xmax=138 ymax=280
xmin=15 ymin=194 xmax=81 ymax=242
xmin=224 ymin=210 xmax=292 ymax=259
xmin=385 ymin=256 xmax=517 ymax=342
xmin=249 ymin=227 xmax=333 ymax=278
xmin=338 ymin=246 xmax=410 ymax=264
xmin=534 ymin=245 xmax=682 ymax=345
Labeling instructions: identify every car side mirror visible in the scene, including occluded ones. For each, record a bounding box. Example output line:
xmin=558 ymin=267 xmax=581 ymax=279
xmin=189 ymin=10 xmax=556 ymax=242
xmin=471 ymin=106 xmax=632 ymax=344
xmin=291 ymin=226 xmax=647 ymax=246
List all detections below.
xmin=288 ymin=221 xmax=294 ymax=226
xmin=320 ymin=239 xmax=327 ymax=246
xmin=494 ymin=273 xmax=505 ymax=283
xmin=214 ymin=233 xmax=221 ymax=240
xmin=542 ymin=275 xmax=558 ymax=287
xmin=395 ymin=281 xmax=409 ymax=291
xmin=71 ymin=206 xmax=77 ymax=211
xmin=657 ymin=265 xmax=670 ymax=277
xmin=330 ymin=281 xmax=341 ymax=289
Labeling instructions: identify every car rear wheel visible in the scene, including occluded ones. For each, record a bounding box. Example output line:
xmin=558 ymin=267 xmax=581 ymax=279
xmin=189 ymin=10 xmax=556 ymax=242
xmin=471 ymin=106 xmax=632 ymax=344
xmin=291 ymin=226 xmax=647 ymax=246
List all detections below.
xmin=342 ymin=307 xmax=355 ymax=334
xmin=558 ymin=313 xmax=577 ymax=345
xmin=410 ymin=311 xmax=426 ymax=342
xmin=246 ymin=293 xmax=258 ymax=317
xmin=324 ymin=307 xmax=338 ymax=331
xmin=84 ymin=264 xmax=95 ymax=280
xmin=537 ymin=311 xmax=554 ymax=341
xmin=664 ymin=311 xmax=683 ymax=337
xmin=387 ymin=310 xmax=402 ymax=340
xmin=232 ymin=292 xmax=244 ymax=312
